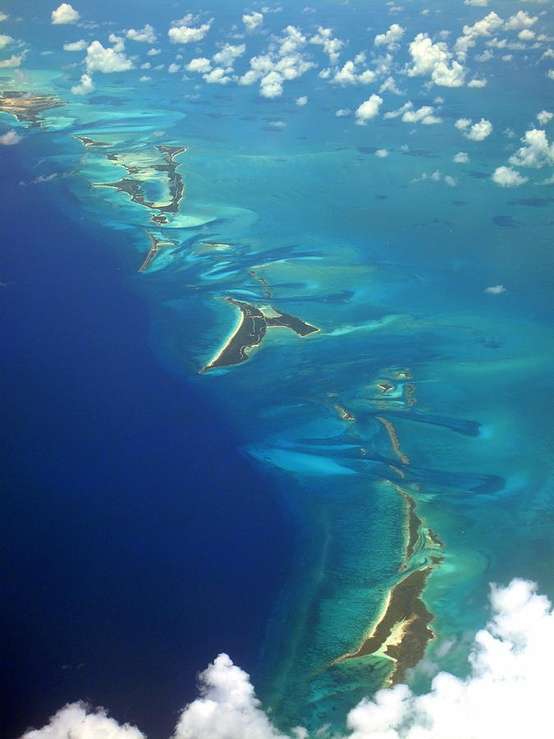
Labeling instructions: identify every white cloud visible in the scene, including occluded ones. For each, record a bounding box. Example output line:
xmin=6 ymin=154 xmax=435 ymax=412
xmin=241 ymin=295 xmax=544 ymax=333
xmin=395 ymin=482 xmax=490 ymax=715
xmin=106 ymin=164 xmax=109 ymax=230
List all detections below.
xmin=23 ymin=580 xmax=554 ymax=739
xmin=296 ymin=95 xmax=308 ymax=106
xmin=454 ymin=12 xmax=504 ymax=60
xmin=407 ymin=33 xmax=466 ymax=87
xmin=126 ymin=25 xmax=157 ymax=44
xmin=212 ymin=43 xmax=245 ymax=68
xmin=379 ymin=76 xmax=401 ymax=94
xmin=51 ymin=3 xmax=80 ymax=25
xmin=375 ymin=149 xmax=389 ymax=158
xmin=22 ymin=703 xmax=145 ymax=739
xmin=402 ymin=104 xmax=442 ymax=125
xmin=468 ymin=78 xmax=487 ymax=87
xmin=310 ymin=26 xmax=344 ymax=64
xmin=238 ymin=29 xmax=314 ymax=99
xmin=0 ymin=52 xmax=26 ymax=68
xmin=0 ymin=12 xmax=8 ymax=21
xmin=279 ymin=25 xmax=306 ymax=55
xmin=63 ymin=39 xmax=87 ymax=51
xmin=509 ymin=128 xmax=554 ymax=168
xmin=335 ymin=108 xmax=351 ymax=117
xmin=0 ymin=129 xmax=21 ymax=145
xmin=332 ymin=59 xmax=375 ymax=85
xmin=242 ymin=12 xmax=264 ymax=32
xmin=0 ymin=33 xmax=12 ymax=49
xmin=385 ymin=102 xmax=441 ymax=124
xmin=71 ymin=72 xmax=94 ymax=95
xmin=505 ymin=10 xmax=538 ymax=31
xmin=518 ymin=28 xmax=535 ymax=41
xmin=548 ymin=70 xmax=554 ymax=80
xmin=186 ymin=57 xmax=212 ymax=73
xmin=355 ymin=94 xmax=383 ymax=125
xmin=203 ymin=67 xmax=231 ymax=85
xmin=537 ymin=110 xmax=553 ymax=126
xmin=168 ymin=63 xmax=181 ymax=74
xmin=169 ymin=21 xmax=212 ymax=45
xmin=455 ymin=117 xmax=493 ymax=141
xmin=492 ymin=165 xmax=528 ymax=186
xmin=374 ymin=24 xmax=405 ymax=48
xmin=85 ymin=40 xmax=133 ymax=73
xmin=453 ymin=151 xmax=469 ymax=163
xmin=413 ymin=170 xmax=457 ymax=186
xmin=260 ymin=70 xmax=283 ymax=98
xmin=485 ymin=284 xmax=507 ymax=294
xmin=465 ymin=0 xmax=488 ymax=6
xmin=147 ymin=48 xmax=161 ymax=56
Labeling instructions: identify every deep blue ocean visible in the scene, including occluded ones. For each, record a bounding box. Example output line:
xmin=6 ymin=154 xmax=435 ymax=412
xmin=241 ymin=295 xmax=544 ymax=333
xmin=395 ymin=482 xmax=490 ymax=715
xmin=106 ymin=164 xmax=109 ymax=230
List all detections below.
xmin=0 ymin=146 xmax=294 ymax=737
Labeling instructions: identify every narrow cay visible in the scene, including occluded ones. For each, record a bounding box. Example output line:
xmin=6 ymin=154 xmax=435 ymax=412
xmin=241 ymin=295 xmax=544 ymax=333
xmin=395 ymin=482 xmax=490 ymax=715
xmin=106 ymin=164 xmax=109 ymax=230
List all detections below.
xmin=336 ymin=567 xmax=436 ymax=685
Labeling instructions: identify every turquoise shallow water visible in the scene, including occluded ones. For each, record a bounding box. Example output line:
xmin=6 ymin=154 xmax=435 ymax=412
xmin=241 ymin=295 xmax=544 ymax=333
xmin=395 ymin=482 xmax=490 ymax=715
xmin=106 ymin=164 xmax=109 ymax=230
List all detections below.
xmin=2 ymin=0 xmax=554 ymax=733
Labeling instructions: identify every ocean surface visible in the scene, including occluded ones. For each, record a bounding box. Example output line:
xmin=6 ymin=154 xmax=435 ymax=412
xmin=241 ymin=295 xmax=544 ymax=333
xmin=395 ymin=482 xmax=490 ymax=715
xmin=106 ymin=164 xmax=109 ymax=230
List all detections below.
xmin=1 ymin=0 xmax=554 ymax=736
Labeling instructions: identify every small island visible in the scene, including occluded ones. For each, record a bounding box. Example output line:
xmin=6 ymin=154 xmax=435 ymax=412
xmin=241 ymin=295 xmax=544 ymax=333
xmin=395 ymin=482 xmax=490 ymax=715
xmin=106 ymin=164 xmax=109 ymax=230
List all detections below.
xmin=0 ymin=91 xmax=63 ymax=126
xmin=203 ymin=298 xmax=319 ymax=371
xmin=94 ymin=144 xmax=186 ymax=222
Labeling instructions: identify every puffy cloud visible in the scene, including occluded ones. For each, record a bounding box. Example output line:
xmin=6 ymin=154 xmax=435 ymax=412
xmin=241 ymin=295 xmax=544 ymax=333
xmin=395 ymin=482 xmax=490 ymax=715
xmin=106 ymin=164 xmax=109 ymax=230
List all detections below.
xmin=242 ymin=12 xmax=264 ymax=32
xmin=465 ymin=0 xmax=488 ymax=5
xmin=374 ymin=24 xmax=405 ymax=48
xmin=504 ymin=10 xmax=538 ymax=31
xmin=453 ymin=151 xmax=469 ymax=163
xmin=296 ymin=95 xmax=308 ymax=106
xmin=548 ymin=70 xmax=554 ymax=80
xmin=0 ymin=129 xmax=21 ymax=145
xmin=212 ymin=43 xmax=245 ymax=68
xmin=147 ymin=48 xmax=161 ymax=56
xmin=63 ymin=39 xmax=87 ymax=51
xmin=18 ymin=579 xmax=554 ymax=739
xmin=537 ymin=110 xmax=553 ymax=126
xmin=454 ymin=12 xmax=504 ymax=60
xmin=260 ymin=70 xmax=283 ymax=98
xmin=355 ymin=94 xmax=383 ymax=125
xmin=51 ymin=3 xmax=80 ymax=25
xmin=0 ymin=12 xmax=8 ymax=21
xmin=238 ymin=28 xmax=314 ymax=99
xmin=509 ymin=128 xmax=554 ymax=168
xmin=0 ymin=33 xmax=12 ymax=49
xmin=375 ymin=149 xmax=389 ymax=158
xmin=492 ymin=165 xmax=528 ymax=186
xmin=385 ymin=102 xmax=441 ymax=124
xmin=168 ymin=63 xmax=181 ymax=74
xmin=407 ymin=33 xmax=466 ymax=87
xmin=203 ymin=67 xmax=231 ymax=85
xmin=310 ymin=26 xmax=344 ymax=64
xmin=169 ymin=21 xmax=212 ymax=45
xmin=126 ymin=25 xmax=157 ymax=44
xmin=172 ymin=654 xmax=290 ymax=739
xmin=71 ymin=72 xmax=94 ymax=95
xmin=335 ymin=108 xmax=351 ymax=117
xmin=468 ymin=78 xmax=487 ymax=87
xmin=332 ymin=59 xmax=375 ymax=85
xmin=518 ymin=28 xmax=535 ymax=41
xmin=484 ymin=284 xmax=506 ymax=294
xmin=186 ymin=57 xmax=212 ymax=73
xmin=21 ymin=703 xmax=145 ymax=739
xmin=402 ymin=104 xmax=442 ymax=125
xmin=379 ymin=76 xmax=401 ymax=94
xmin=85 ymin=40 xmax=133 ymax=73
xmin=455 ymin=117 xmax=493 ymax=141
xmin=278 ymin=25 xmax=306 ymax=56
